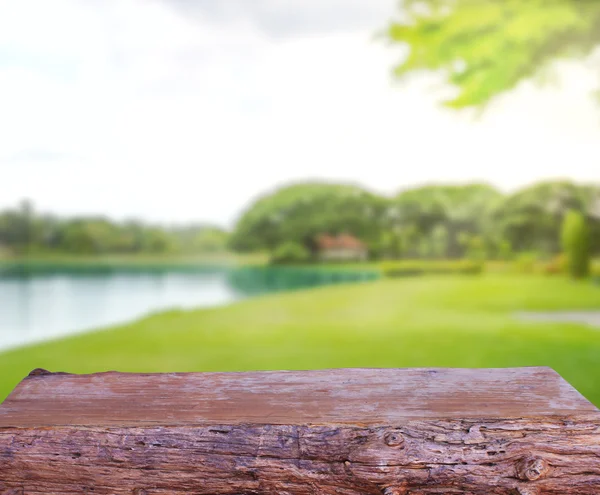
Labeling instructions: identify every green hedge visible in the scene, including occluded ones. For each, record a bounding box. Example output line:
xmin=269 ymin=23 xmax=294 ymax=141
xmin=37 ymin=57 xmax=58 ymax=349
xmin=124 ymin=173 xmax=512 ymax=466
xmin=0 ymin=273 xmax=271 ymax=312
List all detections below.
xmin=270 ymin=242 xmax=311 ymax=264
xmin=592 ymin=260 xmax=600 ymax=278
xmin=381 ymin=260 xmax=484 ymax=278
xmin=561 ymin=210 xmax=591 ymax=279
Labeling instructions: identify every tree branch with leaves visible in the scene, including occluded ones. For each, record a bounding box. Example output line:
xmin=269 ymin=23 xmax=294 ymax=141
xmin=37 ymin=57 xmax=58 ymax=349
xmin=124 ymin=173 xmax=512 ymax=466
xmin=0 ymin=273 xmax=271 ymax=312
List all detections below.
xmin=388 ymin=0 xmax=600 ymax=109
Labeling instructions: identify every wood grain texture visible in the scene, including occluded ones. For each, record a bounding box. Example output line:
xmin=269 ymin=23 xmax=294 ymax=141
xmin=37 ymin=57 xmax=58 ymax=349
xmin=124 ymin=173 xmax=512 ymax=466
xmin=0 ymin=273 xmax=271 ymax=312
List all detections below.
xmin=0 ymin=367 xmax=596 ymax=427
xmin=1 ymin=367 xmax=599 ymax=494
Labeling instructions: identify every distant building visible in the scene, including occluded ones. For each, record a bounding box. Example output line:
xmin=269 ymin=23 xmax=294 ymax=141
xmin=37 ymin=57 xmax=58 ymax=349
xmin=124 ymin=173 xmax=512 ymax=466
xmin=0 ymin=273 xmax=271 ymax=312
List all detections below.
xmin=315 ymin=234 xmax=368 ymax=262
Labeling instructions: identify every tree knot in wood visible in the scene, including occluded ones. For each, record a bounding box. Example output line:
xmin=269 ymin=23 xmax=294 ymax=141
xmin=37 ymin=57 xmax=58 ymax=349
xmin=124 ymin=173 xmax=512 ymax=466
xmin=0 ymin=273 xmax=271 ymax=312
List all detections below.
xmin=2 ymin=489 xmax=24 ymax=495
xmin=132 ymin=489 xmax=147 ymax=495
xmin=383 ymin=487 xmax=407 ymax=495
xmin=384 ymin=430 xmax=405 ymax=448
xmin=512 ymin=487 xmax=540 ymax=495
xmin=515 ymin=456 xmax=549 ymax=481
xmin=464 ymin=425 xmax=486 ymax=444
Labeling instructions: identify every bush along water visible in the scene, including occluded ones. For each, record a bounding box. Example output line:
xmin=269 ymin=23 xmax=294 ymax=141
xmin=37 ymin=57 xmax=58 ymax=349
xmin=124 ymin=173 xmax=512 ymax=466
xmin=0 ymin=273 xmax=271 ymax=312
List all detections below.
xmin=381 ymin=260 xmax=484 ymax=278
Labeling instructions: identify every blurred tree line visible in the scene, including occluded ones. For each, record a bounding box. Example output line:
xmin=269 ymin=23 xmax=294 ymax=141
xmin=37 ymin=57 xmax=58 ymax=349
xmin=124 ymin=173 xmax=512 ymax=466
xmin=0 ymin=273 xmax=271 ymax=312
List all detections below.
xmin=0 ymin=201 xmax=229 ymax=256
xmin=230 ymin=180 xmax=600 ymax=262
xmin=4 ymin=179 xmax=598 ymax=263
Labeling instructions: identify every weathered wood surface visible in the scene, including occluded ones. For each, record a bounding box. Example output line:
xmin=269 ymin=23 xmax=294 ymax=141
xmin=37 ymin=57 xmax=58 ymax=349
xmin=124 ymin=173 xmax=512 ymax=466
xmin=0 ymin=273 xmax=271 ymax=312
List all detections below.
xmin=0 ymin=367 xmax=599 ymax=494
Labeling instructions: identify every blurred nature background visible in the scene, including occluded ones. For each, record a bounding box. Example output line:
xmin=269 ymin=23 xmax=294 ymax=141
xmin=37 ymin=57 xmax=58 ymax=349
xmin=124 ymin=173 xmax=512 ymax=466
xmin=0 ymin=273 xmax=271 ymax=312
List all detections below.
xmin=1 ymin=0 xmax=600 ymax=404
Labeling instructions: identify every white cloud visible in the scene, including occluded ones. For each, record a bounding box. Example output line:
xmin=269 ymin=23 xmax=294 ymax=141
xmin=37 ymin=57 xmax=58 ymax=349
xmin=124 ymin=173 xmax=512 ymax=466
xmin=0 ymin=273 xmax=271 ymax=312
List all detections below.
xmin=0 ymin=0 xmax=599 ymax=227
xmin=161 ymin=0 xmax=396 ymax=37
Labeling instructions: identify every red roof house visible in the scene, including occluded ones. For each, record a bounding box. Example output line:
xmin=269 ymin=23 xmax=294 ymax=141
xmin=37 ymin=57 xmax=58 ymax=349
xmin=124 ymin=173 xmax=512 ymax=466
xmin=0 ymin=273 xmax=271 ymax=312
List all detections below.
xmin=315 ymin=234 xmax=368 ymax=261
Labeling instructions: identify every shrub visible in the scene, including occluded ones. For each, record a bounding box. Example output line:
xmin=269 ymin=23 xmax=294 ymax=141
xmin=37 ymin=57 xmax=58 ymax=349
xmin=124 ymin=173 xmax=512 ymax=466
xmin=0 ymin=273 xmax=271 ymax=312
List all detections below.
xmin=270 ymin=242 xmax=311 ymax=264
xmin=561 ymin=210 xmax=590 ymax=279
xmin=591 ymin=259 xmax=600 ymax=278
xmin=541 ymin=254 xmax=567 ymax=276
xmin=513 ymin=252 xmax=538 ymax=274
xmin=381 ymin=260 xmax=484 ymax=278
xmin=466 ymin=235 xmax=487 ymax=262
xmin=485 ymin=260 xmax=512 ymax=273
xmin=498 ymin=240 xmax=513 ymax=261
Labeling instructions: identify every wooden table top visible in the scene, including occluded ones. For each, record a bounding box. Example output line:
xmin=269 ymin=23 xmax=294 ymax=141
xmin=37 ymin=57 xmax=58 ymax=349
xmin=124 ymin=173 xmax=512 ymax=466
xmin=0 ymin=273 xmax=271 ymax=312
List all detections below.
xmin=1 ymin=367 xmax=597 ymax=428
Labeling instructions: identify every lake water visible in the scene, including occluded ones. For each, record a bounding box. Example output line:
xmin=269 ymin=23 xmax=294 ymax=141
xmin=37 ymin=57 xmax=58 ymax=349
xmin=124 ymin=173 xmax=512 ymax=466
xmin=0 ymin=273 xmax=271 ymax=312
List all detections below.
xmin=0 ymin=266 xmax=378 ymax=351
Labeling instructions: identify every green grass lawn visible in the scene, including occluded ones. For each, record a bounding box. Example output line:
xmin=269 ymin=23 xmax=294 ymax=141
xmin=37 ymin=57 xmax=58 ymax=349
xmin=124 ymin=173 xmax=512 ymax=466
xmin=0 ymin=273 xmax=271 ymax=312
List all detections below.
xmin=1 ymin=274 xmax=599 ymax=405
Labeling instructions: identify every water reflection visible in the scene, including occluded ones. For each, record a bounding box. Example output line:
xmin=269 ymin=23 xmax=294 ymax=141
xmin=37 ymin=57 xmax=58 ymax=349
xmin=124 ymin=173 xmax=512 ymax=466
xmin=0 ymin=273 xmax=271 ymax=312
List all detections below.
xmin=227 ymin=266 xmax=378 ymax=295
xmin=0 ymin=266 xmax=378 ymax=351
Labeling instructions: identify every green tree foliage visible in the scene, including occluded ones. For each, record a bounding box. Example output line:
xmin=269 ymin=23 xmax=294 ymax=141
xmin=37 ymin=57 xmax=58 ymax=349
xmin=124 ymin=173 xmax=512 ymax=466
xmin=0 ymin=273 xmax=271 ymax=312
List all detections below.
xmin=492 ymin=181 xmax=589 ymax=254
xmin=388 ymin=184 xmax=501 ymax=258
xmin=165 ymin=224 xmax=229 ymax=254
xmin=464 ymin=235 xmax=486 ymax=262
xmin=430 ymin=224 xmax=449 ymax=258
xmin=143 ymin=228 xmax=176 ymax=254
xmin=561 ymin=209 xmax=591 ymax=278
xmin=388 ymin=0 xmax=600 ymax=108
xmin=498 ymin=240 xmax=513 ymax=261
xmin=229 ymin=180 xmax=600 ymax=263
xmin=0 ymin=203 xmax=230 ymax=256
xmin=229 ymin=182 xmax=387 ymax=255
xmin=0 ymin=200 xmax=38 ymax=253
xmin=271 ymin=241 xmax=311 ymax=264
xmin=376 ymin=231 xmax=404 ymax=259
xmin=60 ymin=219 xmax=117 ymax=254
xmin=580 ymin=184 xmax=600 ymax=255
xmin=191 ymin=228 xmax=229 ymax=253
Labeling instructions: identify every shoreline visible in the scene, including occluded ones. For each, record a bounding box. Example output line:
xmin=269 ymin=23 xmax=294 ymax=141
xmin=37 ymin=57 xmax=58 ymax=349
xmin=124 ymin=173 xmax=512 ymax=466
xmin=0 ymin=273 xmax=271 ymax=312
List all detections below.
xmin=1 ymin=274 xmax=599 ymax=407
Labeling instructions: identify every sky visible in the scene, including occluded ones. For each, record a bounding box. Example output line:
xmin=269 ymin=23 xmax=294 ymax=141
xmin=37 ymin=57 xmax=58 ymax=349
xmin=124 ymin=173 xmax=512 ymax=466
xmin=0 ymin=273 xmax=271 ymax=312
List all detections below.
xmin=1 ymin=0 xmax=600 ymax=227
